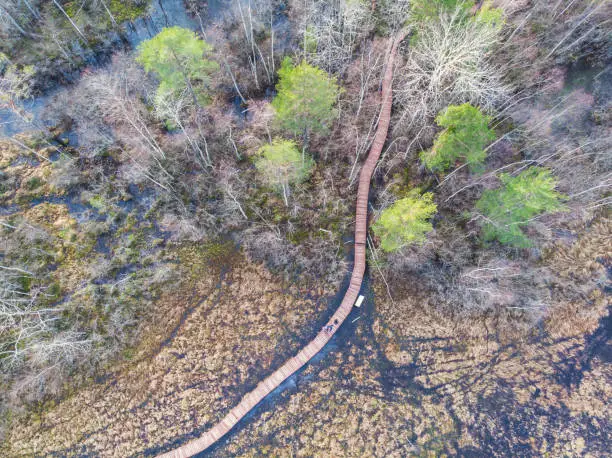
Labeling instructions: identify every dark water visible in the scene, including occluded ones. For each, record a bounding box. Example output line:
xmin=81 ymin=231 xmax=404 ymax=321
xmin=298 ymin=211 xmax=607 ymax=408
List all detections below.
xmin=124 ymin=0 xmax=203 ymax=48
xmin=0 ymin=0 xmax=294 ymax=138
xmin=0 ymin=96 xmax=50 ymax=137
xmin=0 ymin=0 xmax=231 ymax=138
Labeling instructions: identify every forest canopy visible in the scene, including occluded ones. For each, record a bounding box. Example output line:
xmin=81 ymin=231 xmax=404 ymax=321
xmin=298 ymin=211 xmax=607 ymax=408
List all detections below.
xmin=420 ymin=103 xmax=495 ymax=173
xmin=0 ymin=0 xmax=609 ymax=456
xmin=136 ymin=26 xmax=218 ymax=105
xmin=272 ymin=57 xmax=341 ymax=140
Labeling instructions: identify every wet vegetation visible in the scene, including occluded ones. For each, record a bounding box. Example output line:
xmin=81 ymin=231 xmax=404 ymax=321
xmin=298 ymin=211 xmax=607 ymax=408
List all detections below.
xmin=0 ymin=0 xmax=610 ymax=456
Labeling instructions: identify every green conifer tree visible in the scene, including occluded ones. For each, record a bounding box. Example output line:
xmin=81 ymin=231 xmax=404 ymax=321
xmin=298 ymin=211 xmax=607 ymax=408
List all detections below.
xmin=420 ymin=103 xmax=495 ymax=173
xmin=136 ymin=26 xmax=219 ymax=106
xmin=372 ymin=190 xmax=438 ymax=252
xmin=272 ymin=58 xmax=340 ymax=144
xmin=255 ymin=138 xmax=314 ymax=206
xmin=476 ymin=167 xmax=567 ymax=247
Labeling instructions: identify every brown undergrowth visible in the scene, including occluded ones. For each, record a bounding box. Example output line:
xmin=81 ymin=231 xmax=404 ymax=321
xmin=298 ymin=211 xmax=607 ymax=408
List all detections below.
xmin=2 ymin=251 xmax=333 ymax=457
xmin=205 ymin=220 xmax=610 ymax=457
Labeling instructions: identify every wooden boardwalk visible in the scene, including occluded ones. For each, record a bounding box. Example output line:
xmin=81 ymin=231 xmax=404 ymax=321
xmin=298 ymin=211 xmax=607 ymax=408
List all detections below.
xmin=158 ymin=31 xmax=407 ymax=458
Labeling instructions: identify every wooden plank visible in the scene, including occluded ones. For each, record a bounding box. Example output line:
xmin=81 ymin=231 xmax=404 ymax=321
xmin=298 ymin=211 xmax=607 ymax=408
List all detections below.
xmin=157 ymin=29 xmax=408 ymax=458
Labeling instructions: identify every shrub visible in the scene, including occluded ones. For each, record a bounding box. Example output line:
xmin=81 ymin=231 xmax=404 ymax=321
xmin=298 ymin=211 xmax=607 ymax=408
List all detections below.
xmin=420 ymin=103 xmax=495 ymax=172
xmin=255 ymin=138 xmax=314 ymax=205
xmin=272 ymin=58 xmax=340 ymax=141
xmin=372 ymin=190 xmax=437 ymax=252
xmin=476 ymin=167 xmax=567 ymax=247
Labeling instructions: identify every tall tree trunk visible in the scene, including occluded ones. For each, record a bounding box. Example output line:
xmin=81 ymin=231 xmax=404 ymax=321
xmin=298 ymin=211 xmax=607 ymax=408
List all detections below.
xmin=51 ymin=0 xmax=87 ymax=41
xmin=0 ymin=4 xmax=27 ymax=36
xmin=99 ymin=0 xmax=118 ymax=27
xmin=22 ymin=0 xmax=41 ymax=19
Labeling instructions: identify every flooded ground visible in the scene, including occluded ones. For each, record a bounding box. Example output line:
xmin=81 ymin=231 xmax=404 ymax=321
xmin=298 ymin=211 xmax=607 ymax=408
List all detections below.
xmin=1 ymin=1 xmax=610 ymax=457
xmin=0 ymin=0 xmax=230 ymax=138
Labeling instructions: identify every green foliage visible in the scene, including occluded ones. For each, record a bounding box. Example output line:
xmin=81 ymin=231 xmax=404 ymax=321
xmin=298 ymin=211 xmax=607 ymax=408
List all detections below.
xmin=88 ymin=195 xmax=106 ymax=211
xmin=410 ymin=0 xmax=503 ymax=24
xmin=255 ymin=138 xmax=313 ymax=189
xmin=409 ymin=0 xmax=504 ymax=44
xmin=25 ymin=177 xmax=43 ymax=190
xmin=476 ymin=168 xmax=567 ymax=247
xmin=19 ymin=275 xmax=32 ymax=293
xmin=420 ymin=103 xmax=495 ymax=173
xmin=109 ymin=0 xmax=149 ymax=23
xmin=272 ymin=58 xmax=340 ymax=138
xmin=302 ymin=25 xmax=318 ymax=54
xmin=46 ymin=282 xmax=62 ymax=302
xmin=61 ymin=2 xmax=81 ymax=18
xmin=136 ymin=26 xmax=218 ymax=105
xmin=0 ymin=62 xmax=35 ymax=105
xmin=410 ymin=0 xmax=474 ymax=23
xmin=201 ymin=240 xmax=237 ymax=263
xmin=372 ymin=190 xmax=437 ymax=252
xmin=475 ymin=1 xmax=505 ymax=31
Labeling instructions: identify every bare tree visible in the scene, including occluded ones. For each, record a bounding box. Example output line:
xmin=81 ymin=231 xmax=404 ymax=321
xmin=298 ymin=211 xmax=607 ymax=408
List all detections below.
xmin=95 ymin=0 xmax=118 ymax=27
xmin=217 ymin=160 xmax=249 ymax=222
xmin=152 ymin=88 xmax=212 ymax=168
xmin=454 ymin=258 xmax=550 ymax=319
xmin=377 ymin=0 xmax=411 ymax=33
xmin=0 ymin=0 xmax=40 ymax=37
xmin=228 ymin=0 xmax=277 ymax=89
xmin=291 ymin=0 xmax=374 ymax=74
xmin=396 ymin=7 xmax=509 ymax=134
xmin=66 ymin=54 xmax=177 ymax=193
xmin=50 ymin=0 xmax=86 ymax=40
xmin=55 ymin=70 xmax=115 ymax=157
xmin=0 ymin=268 xmax=90 ymax=376
xmin=0 ymin=55 xmax=34 ymax=123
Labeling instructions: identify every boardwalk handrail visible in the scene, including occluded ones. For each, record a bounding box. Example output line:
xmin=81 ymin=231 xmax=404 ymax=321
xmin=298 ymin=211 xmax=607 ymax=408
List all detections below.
xmin=158 ymin=30 xmax=407 ymax=458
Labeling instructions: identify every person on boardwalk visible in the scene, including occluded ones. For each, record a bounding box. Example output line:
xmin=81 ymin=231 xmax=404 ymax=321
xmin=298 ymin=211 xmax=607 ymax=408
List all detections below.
xmin=157 ymin=29 xmax=408 ymax=458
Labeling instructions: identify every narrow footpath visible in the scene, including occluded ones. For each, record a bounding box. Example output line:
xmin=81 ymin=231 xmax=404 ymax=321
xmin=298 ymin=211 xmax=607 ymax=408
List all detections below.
xmin=159 ymin=30 xmax=407 ymax=458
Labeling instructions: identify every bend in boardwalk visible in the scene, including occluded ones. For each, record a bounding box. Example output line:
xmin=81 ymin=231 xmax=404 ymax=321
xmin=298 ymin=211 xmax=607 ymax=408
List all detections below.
xmin=158 ymin=30 xmax=407 ymax=458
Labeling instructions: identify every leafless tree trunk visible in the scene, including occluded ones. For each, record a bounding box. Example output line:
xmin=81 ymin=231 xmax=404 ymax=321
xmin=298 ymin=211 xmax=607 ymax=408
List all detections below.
xmin=98 ymin=0 xmax=118 ymax=27
xmin=0 ymin=2 xmax=27 ymax=36
xmin=51 ymin=0 xmax=87 ymax=40
xmin=153 ymin=89 xmax=212 ymax=168
xmin=218 ymin=161 xmax=248 ymax=220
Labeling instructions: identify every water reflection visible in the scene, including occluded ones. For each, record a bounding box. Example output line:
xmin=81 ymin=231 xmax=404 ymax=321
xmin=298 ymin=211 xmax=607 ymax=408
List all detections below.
xmin=0 ymin=0 xmax=230 ymax=137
